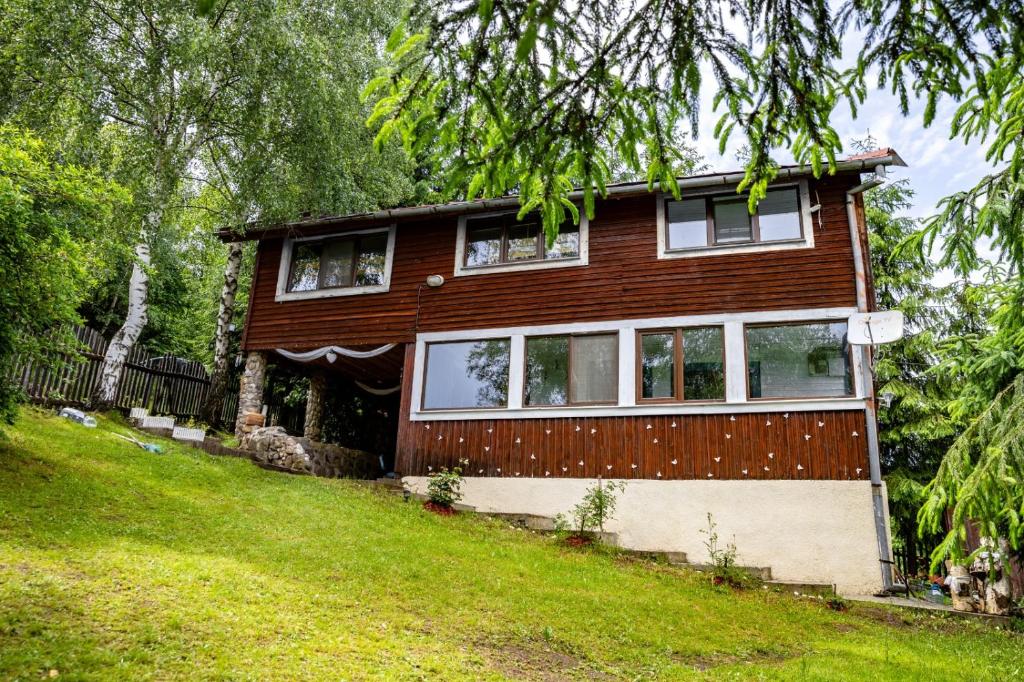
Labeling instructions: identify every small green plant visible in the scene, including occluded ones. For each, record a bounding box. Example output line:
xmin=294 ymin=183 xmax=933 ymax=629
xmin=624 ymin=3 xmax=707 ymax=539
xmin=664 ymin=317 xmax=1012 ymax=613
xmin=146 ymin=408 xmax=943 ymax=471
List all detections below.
xmin=701 ymin=513 xmax=749 ymax=587
xmin=554 ymin=478 xmax=625 ymax=543
xmin=826 ymin=596 xmax=849 ymax=612
xmin=426 ymin=464 xmax=464 ymax=508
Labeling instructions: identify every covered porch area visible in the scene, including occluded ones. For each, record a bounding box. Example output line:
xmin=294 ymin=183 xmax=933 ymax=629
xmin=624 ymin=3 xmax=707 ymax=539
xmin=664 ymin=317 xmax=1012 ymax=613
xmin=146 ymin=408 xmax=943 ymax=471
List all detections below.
xmin=233 ymin=342 xmax=407 ymax=477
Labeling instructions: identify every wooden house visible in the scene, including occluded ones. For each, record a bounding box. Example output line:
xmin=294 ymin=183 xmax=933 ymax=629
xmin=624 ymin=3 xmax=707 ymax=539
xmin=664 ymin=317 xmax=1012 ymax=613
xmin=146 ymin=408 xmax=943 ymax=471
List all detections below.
xmin=225 ymin=149 xmax=905 ymax=594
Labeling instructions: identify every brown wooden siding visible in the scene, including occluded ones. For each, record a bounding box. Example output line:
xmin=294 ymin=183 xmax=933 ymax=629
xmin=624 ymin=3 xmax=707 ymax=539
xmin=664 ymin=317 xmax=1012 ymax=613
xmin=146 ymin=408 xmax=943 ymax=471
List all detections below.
xmin=396 ymin=410 xmax=869 ymax=481
xmin=242 ymin=174 xmax=863 ymax=350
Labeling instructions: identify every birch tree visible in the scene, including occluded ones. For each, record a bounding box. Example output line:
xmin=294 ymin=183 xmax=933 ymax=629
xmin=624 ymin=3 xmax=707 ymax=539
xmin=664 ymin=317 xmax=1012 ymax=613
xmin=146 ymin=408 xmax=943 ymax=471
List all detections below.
xmin=2 ymin=0 xmax=413 ymax=410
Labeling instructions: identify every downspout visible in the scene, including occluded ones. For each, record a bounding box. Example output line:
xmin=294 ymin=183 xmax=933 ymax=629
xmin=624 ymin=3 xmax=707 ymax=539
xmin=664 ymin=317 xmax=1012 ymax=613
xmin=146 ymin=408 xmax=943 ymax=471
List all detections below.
xmin=846 ymin=165 xmax=895 ymax=592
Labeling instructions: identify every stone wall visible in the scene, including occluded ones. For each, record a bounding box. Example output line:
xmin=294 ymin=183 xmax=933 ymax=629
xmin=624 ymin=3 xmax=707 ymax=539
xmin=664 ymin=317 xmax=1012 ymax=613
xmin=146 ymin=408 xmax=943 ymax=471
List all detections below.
xmin=242 ymin=426 xmax=378 ymax=479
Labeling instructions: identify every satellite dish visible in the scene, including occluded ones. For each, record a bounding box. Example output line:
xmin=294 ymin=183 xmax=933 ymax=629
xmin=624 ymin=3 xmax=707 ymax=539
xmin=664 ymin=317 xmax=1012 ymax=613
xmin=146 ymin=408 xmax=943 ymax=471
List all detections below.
xmin=847 ymin=311 xmax=904 ymax=345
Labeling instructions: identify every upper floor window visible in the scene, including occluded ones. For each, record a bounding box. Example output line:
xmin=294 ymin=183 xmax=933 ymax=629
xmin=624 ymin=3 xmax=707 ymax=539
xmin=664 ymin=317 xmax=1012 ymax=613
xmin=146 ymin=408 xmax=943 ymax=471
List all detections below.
xmin=525 ymin=333 xmax=618 ymax=406
xmin=464 ymin=213 xmax=579 ymax=267
xmin=657 ymin=182 xmax=813 ymax=259
xmin=455 ymin=210 xmax=589 ymax=276
xmin=746 ymin=321 xmax=852 ymax=399
xmin=638 ymin=326 xmax=725 ymax=402
xmin=275 ymin=226 xmax=396 ymax=301
xmin=665 ymin=187 xmax=802 ymax=251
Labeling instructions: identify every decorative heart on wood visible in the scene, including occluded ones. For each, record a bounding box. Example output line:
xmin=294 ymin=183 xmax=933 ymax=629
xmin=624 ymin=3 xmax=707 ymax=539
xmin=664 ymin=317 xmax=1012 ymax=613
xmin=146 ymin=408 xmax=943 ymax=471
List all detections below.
xmin=671 ymin=459 xmax=678 ymax=465
xmin=714 ymin=456 xmax=721 ymax=462
xmin=797 ymin=464 xmax=804 ymax=470
xmin=768 ymin=452 xmax=774 ymax=459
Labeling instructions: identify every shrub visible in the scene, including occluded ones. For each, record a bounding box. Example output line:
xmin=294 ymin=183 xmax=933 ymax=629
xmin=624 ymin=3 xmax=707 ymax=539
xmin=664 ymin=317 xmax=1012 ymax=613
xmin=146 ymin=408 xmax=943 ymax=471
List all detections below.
xmin=426 ymin=465 xmax=464 ymax=508
xmin=554 ymin=478 xmax=625 ymax=540
xmin=701 ymin=513 xmax=750 ymax=587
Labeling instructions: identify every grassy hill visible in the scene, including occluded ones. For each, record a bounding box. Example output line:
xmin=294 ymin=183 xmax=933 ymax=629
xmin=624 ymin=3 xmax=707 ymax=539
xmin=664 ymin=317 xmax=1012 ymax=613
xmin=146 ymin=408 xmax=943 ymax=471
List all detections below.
xmin=0 ymin=409 xmax=1019 ymax=680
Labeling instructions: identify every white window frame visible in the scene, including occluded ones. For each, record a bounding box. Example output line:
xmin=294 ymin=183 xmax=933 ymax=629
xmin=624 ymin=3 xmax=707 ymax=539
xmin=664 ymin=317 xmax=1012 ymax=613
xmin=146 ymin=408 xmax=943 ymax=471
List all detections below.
xmin=409 ymin=307 xmax=867 ymax=421
xmin=453 ymin=209 xmax=589 ymax=277
xmin=656 ymin=180 xmax=814 ymax=259
xmin=275 ymin=224 xmax=397 ymax=302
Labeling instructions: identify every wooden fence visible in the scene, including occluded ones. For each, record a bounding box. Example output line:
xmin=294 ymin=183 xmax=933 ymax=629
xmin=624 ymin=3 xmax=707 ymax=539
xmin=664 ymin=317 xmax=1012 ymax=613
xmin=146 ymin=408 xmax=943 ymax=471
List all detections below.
xmin=8 ymin=325 xmax=237 ymax=424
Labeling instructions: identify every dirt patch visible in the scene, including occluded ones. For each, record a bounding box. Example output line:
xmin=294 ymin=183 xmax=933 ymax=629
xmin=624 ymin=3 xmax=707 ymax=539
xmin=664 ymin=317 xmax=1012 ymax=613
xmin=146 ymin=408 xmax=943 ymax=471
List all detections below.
xmin=480 ymin=638 xmax=609 ymax=681
xmin=564 ymin=535 xmax=593 ymax=548
xmin=684 ymin=650 xmax=793 ymax=673
xmin=422 ymin=501 xmax=456 ymax=516
xmin=852 ymin=605 xmax=914 ymax=628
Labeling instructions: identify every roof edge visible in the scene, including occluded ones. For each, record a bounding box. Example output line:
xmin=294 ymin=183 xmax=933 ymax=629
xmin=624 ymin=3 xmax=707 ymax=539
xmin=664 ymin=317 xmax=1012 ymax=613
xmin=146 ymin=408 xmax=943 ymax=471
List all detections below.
xmin=218 ymin=153 xmax=906 ymax=241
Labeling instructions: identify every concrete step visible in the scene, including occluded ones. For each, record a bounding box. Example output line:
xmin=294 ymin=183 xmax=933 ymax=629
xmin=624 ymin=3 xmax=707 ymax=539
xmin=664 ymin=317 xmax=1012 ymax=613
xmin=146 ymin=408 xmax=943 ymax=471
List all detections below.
xmin=688 ymin=564 xmax=773 ymax=581
xmin=765 ymin=580 xmax=835 ymax=596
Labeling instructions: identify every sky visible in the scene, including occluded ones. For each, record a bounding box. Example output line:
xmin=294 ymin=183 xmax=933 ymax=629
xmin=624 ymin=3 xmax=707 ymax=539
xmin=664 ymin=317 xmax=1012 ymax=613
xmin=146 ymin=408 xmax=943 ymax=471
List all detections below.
xmin=688 ymin=29 xmax=998 ymax=223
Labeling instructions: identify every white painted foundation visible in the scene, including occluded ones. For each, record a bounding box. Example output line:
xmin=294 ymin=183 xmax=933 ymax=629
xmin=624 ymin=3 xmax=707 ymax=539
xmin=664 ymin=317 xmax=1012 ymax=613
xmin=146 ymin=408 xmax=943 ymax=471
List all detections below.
xmin=403 ymin=477 xmax=888 ymax=595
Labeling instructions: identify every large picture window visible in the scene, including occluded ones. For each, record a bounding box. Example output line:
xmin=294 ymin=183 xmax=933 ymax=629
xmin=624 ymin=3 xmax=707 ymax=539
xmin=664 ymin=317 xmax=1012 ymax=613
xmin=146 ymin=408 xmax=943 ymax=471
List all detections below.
xmin=665 ymin=187 xmax=803 ymax=251
xmin=464 ymin=212 xmax=580 ymax=268
xmin=637 ymin=327 xmax=725 ymax=402
xmin=525 ymin=333 xmax=618 ymax=405
xmin=746 ymin=322 xmax=852 ymax=399
xmin=286 ymin=231 xmax=389 ymax=293
xmin=422 ymin=339 xmax=511 ymax=410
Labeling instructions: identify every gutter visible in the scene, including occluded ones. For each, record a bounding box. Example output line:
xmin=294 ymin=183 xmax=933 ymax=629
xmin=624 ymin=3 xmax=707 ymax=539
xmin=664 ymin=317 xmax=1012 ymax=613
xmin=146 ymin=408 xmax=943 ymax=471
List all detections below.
xmin=219 ymin=154 xmax=908 ymax=241
xmin=845 ymin=164 xmax=896 ymax=592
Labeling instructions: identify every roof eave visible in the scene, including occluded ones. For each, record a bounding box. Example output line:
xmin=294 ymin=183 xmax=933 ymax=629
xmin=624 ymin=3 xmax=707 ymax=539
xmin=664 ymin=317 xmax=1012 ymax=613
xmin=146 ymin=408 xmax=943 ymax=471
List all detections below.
xmin=218 ymin=153 xmax=907 ymax=241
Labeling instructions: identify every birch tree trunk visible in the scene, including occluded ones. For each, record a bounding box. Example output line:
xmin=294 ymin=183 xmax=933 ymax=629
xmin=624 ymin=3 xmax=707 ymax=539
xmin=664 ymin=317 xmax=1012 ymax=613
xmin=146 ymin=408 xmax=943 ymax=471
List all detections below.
xmin=201 ymin=241 xmax=244 ymax=428
xmin=92 ymin=241 xmax=151 ymax=409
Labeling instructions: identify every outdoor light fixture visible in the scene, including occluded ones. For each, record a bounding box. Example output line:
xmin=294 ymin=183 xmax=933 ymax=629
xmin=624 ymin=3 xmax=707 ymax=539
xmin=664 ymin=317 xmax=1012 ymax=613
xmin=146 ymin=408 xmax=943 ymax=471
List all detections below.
xmin=425 ymin=274 xmax=445 ymax=287
xmin=403 ymin=487 xmax=411 ymax=503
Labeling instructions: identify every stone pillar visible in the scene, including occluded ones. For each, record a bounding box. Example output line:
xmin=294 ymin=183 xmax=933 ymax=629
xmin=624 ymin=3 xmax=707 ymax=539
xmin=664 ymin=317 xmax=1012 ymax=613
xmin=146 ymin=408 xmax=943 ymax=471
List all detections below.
xmin=304 ymin=372 xmax=327 ymax=442
xmin=234 ymin=351 xmax=267 ymax=438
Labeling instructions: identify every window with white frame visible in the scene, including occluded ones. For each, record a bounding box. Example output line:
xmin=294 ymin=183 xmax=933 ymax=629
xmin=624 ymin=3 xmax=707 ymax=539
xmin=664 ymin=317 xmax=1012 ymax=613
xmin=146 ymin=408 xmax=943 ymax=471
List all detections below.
xmin=524 ymin=333 xmax=618 ymax=405
xmin=455 ymin=210 xmax=587 ymax=275
xmin=422 ymin=339 xmax=511 ymax=409
xmin=276 ymin=226 xmax=395 ymax=300
xmin=745 ymin=322 xmax=852 ymax=399
xmin=413 ymin=315 xmax=860 ymax=415
xmin=658 ymin=183 xmax=812 ymax=258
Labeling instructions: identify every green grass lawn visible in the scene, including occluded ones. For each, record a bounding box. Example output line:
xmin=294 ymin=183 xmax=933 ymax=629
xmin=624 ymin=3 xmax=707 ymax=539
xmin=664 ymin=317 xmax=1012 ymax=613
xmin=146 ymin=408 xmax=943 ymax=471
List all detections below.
xmin=0 ymin=409 xmax=1020 ymax=680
